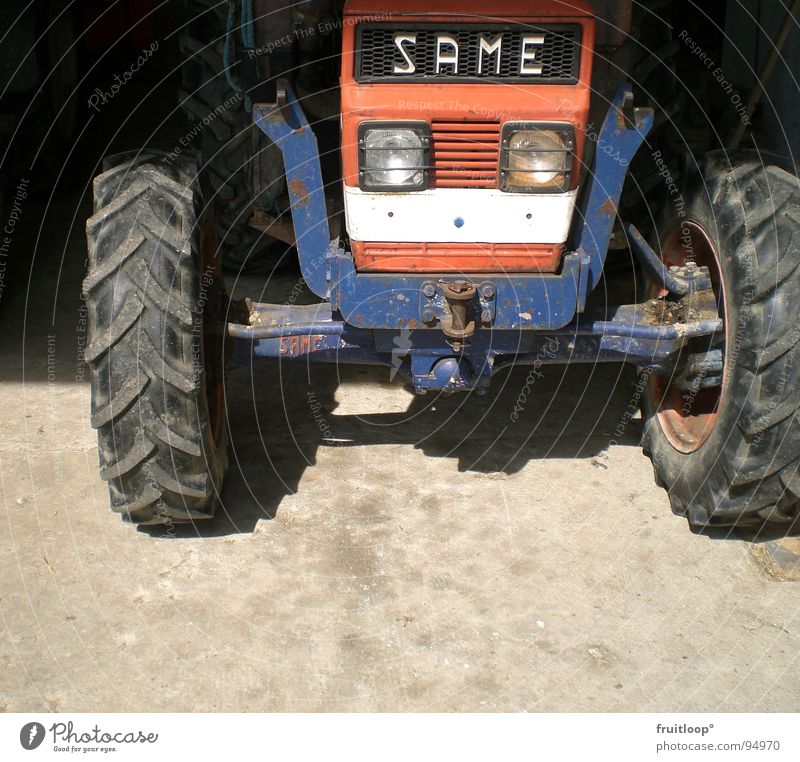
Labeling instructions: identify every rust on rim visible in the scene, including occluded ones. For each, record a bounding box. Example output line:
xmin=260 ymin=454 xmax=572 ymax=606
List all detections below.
xmin=649 ymin=221 xmax=727 ymax=454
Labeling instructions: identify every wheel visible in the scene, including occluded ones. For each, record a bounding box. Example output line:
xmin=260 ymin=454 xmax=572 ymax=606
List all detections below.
xmin=84 ymin=151 xmax=229 ymax=525
xmin=179 ymin=0 xmax=285 ymax=272
xmin=642 ymin=152 xmax=800 ymax=530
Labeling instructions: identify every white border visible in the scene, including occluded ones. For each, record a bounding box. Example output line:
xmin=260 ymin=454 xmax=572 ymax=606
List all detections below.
xmin=1 ymin=713 xmax=796 ymax=761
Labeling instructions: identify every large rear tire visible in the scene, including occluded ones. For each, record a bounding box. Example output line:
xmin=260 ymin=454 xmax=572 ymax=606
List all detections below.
xmin=84 ymin=151 xmax=229 ymax=525
xmin=643 ymin=153 xmax=800 ymax=530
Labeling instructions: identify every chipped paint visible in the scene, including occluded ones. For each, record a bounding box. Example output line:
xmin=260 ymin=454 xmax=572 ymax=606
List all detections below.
xmin=288 ymin=178 xmax=310 ymax=208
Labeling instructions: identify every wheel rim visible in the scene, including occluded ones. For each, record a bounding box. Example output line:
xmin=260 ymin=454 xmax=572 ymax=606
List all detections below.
xmin=649 ymin=221 xmax=727 ymax=454
xmin=201 ymin=217 xmax=226 ymax=448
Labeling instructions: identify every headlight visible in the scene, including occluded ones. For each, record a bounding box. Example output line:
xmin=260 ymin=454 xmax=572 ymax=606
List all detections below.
xmin=358 ymin=122 xmax=430 ymax=191
xmin=500 ymin=123 xmax=574 ymax=193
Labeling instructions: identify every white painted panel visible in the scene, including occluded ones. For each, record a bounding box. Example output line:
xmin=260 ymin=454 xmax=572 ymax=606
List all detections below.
xmin=344 ymin=186 xmax=578 ymax=244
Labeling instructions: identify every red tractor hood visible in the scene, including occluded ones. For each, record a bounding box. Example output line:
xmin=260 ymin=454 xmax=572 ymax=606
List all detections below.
xmin=344 ymin=0 xmax=596 ymax=18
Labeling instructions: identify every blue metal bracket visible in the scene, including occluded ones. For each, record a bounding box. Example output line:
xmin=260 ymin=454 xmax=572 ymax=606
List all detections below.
xmin=626 ymin=224 xmax=713 ymax=293
xmin=572 ymin=86 xmax=654 ymax=293
xmin=253 ymin=86 xmax=332 ymax=299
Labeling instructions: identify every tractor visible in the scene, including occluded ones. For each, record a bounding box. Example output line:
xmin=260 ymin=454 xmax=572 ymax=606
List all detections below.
xmin=83 ymin=0 xmax=800 ymax=531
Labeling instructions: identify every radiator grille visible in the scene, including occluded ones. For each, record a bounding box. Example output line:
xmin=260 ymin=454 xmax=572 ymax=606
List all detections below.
xmin=430 ymin=120 xmax=500 ymax=188
xmin=356 ymin=24 xmax=581 ymax=83
xmin=352 ymin=241 xmax=564 ymax=273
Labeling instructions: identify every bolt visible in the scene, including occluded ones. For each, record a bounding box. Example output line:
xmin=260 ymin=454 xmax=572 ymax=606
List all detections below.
xmin=669 ymin=265 xmax=680 ymax=272
xmin=480 ymin=283 xmax=495 ymax=299
xmin=481 ymin=309 xmax=492 ymax=324
xmin=422 ymin=282 xmax=436 ymax=298
xmin=421 ymin=308 xmax=436 ymax=322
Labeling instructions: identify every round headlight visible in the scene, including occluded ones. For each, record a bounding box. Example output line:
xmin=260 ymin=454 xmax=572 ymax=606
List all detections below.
xmin=363 ymin=129 xmax=424 ymax=187
xmin=507 ymin=129 xmax=567 ymax=189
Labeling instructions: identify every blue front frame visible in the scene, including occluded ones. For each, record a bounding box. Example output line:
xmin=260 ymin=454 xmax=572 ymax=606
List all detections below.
xmin=252 ymin=84 xmax=654 ymax=331
xmin=239 ymin=84 xmax=723 ymax=393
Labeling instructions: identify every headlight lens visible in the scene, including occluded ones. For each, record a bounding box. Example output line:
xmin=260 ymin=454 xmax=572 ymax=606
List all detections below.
xmin=500 ymin=124 xmax=574 ymax=192
xmin=359 ymin=123 xmax=430 ymax=191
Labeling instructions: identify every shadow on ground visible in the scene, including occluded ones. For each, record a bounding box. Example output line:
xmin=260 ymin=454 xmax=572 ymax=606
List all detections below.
xmin=157 ymin=357 xmax=647 ymax=537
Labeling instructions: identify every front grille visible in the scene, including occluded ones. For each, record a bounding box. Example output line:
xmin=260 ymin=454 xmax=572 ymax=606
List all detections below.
xmin=356 ymin=23 xmax=581 ymax=83
xmin=430 ymin=120 xmax=500 ymax=188
xmin=352 ymin=241 xmax=564 ymax=273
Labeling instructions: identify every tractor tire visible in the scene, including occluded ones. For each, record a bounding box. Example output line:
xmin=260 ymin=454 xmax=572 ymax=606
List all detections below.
xmin=84 ymin=151 xmax=229 ymax=525
xmin=643 ymin=152 xmax=800 ymax=530
xmin=179 ymin=0 xmax=284 ymax=273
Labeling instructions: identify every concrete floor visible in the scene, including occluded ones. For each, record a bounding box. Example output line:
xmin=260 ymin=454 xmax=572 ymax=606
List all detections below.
xmin=1 ymin=189 xmax=799 ymax=713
